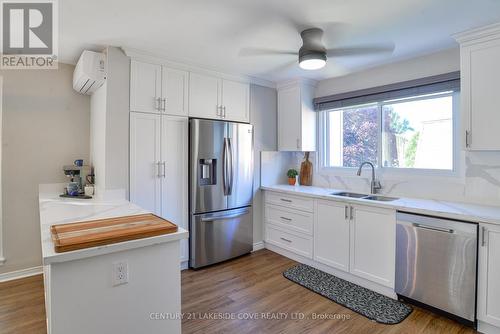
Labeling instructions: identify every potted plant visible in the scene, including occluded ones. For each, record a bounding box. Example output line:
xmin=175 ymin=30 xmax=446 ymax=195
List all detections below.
xmin=287 ymin=169 xmax=298 ymax=186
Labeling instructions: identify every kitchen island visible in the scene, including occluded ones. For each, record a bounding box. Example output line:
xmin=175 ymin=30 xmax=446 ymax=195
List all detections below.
xmin=39 ymin=184 xmax=188 ymax=334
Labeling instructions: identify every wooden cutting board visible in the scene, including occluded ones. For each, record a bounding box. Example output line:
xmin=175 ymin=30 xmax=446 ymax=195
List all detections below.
xmin=50 ymin=214 xmax=178 ymax=253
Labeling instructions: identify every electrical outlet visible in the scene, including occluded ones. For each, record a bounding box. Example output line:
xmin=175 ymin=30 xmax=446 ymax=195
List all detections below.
xmin=112 ymin=261 xmax=129 ymax=286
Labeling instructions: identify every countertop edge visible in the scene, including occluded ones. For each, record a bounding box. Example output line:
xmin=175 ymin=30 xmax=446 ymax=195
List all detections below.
xmin=43 ymin=229 xmax=189 ymax=265
xmin=261 ymin=185 xmax=500 ymax=226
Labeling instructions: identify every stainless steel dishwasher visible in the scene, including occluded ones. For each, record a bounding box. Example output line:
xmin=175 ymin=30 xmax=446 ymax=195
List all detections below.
xmin=395 ymin=212 xmax=477 ymax=326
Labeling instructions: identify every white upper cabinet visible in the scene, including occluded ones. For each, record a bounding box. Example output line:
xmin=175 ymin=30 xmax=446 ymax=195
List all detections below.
xmin=130 ymin=61 xmax=162 ymax=113
xmin=162 ymin=67 xmax=189 ymax=116
xmin=349 ymin=204 xmax=396 ymax=288
xmin=455 ymin=23 xmax=500 ymax=150
xmin=130 ymin=59 xmax=250 ymax=122
xmin=188 ymin=72 xmax=220 ymax=119
xmin=314 ymin=199 xmax=350 ymax=272
xmin=189 ymin=72 xmax=250 ymax=123
xmin=278 ymin=84 xmax=302 ymax=151
xmin=277 ymin=80 xmax=316 ymax=151
xmin=221 ymin=79 xmax=249 ymax=122
xmin=130 ymin=60 xmax=188 ymax=116
xmin=478 ymin=223 xmax=500 ymax=327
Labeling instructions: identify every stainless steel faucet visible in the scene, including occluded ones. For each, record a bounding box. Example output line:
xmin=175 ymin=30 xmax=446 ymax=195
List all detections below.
xmin=356 ymin=162 xmax=382 ymax=194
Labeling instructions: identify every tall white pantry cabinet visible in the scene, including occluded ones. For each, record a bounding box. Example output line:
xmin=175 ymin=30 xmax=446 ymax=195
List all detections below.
xmin=129 ymin=60 xmax=189 ymax=265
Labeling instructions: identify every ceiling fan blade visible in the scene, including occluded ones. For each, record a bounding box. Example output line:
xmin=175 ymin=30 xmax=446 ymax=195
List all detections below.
xmin=238 ymin=47 xmax=297 ymax=57
xmin=270 ymin=59 xmax=298 ymax=73
xmin=326 ymin=44 xmax=395 ymax=57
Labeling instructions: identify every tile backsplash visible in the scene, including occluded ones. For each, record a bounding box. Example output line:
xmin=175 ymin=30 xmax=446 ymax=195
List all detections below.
xmin=261 ymin=150 xmax=500 ymax=206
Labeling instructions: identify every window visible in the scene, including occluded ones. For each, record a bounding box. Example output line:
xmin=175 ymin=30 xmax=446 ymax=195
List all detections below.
xmin=321 ymin=91 xmax=456 ymax=171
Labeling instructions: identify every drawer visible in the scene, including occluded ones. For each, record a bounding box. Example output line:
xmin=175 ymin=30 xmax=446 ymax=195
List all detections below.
xmin=265 ymin=191 xmax=314 ymax=212
xmin=266 ymin=225 xmax=313 ymax=258
xmin=265 ymin=204 xmax=313 ymax=235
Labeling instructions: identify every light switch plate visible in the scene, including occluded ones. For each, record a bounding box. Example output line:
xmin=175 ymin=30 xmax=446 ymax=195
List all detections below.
xmin=112 ymin=261 xmax=129 ymax=286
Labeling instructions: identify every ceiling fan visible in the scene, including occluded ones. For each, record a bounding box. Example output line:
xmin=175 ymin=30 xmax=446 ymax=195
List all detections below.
xmin=240 ymin=27 xmax=394 ymax=71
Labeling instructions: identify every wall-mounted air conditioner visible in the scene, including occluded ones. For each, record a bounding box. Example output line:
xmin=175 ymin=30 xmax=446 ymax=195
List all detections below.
xmin=73 ymin=50 xmax=106 ymax=95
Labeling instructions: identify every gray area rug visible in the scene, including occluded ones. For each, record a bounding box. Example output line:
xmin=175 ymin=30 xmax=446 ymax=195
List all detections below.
xmin=283 ymin=264 xmax=412 ymax=324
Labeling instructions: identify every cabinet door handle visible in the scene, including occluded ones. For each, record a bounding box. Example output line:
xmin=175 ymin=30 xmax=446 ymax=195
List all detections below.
xmin=350 ymin=206 xmax=354 ymax=220
xmin=280 ymin=216 xmax=292 ymax=221
xmin=156 ymin=161 xmax=162 ymax=178
xmin=296 ymin=139 xmax=300 ymax=149
xmin=280 ymin=237 xmax=292 ymax=243
xmin=465 ymin=130 xmax=471 ymax=148
xmin=482 ymin=226 xmax=487 ymax=247
xmin=155 ymin=97 xmax=161 ymax=111
xmin=161 ymin=98 xmax=166 ymax=111
xmin=222 ymin=106 xmax=226 ymax=118
xmin=162 ymin=161 xmax=166 ymax=178
xmin=280 ymin=198 xmax=292 ymax=203
xmin=216 ymin=105 xmax=221 ymax=116
xmin=345 ymin=206 xmax=349 ymax=220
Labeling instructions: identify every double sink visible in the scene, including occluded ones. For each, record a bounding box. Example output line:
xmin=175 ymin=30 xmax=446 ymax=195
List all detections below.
xmin=330 ymin=191 xmax=398 ymax=202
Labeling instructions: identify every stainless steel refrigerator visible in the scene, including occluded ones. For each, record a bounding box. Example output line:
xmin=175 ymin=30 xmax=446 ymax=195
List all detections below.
xmin=189 ymin=118 xmax=253 ymax=268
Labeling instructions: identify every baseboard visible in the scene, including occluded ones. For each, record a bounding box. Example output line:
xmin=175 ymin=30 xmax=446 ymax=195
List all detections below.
xmin=180 ymin=260 xmax=189 ymax=271
xmin=478 ymin=320 xmax=500 ymax=334
xmin=0 ymin=266 xmax=43 ymax=283
xmin=0 ymin=257 xmax=5 ymax=265
xmin=252 ymin=241 xmax=265 ymax=252
xmin=265 ymin=243 xmax=396 ymax=299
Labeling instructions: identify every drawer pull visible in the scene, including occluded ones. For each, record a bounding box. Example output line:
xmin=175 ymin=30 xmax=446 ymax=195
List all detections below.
xmin=280 ymin=198 xmax=292 ymax=203
xmin=280 ymin=216 xmax=292 ymax=221
xmin=280 ymin=237 xmax=292 ymax=243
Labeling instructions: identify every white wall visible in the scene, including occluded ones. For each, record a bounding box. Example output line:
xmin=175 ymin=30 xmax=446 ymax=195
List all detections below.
xmin=263 ymin=47 xmax=500 ymax=207
xmin=0 ymin=64 xmax=90 ymax=274
xmin=90 ymin=82 xmax=107 ymax=195
xmin=90 ymin=47 xmax=130 ymax=197
xmin=250 ymin=84 xmax=277 ymax=244
xmin=316 ymin=48 xmax=460 ymax=97
xmin=104 ymin=47 xmax=130 ymax=194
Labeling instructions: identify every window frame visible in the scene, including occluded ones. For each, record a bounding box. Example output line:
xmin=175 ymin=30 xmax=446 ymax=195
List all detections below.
xmin=317 ymin=91 xmax=461 ymax=178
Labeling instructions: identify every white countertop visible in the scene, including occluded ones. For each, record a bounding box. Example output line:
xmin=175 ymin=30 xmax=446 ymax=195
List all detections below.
xmin=262 ymin=184 xmax=500 ymax=225
xmin=39 ymin=185 xmax=188 ymax=264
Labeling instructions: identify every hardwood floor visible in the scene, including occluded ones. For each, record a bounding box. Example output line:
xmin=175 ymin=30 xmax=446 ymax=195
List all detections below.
xmin=181 ymin=250 xmax=477 ymax=334
xmin=0 ymin=249 xmax=478 ymax=334
xmin=0 ymin=274 xmax=46 ymax=334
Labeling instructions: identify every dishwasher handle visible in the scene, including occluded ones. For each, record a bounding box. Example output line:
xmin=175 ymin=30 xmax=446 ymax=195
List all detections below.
xmin=414 ymin=223 xmax=454 ymax=234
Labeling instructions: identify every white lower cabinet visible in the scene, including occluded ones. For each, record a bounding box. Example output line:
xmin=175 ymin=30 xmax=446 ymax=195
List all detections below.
xmin=130 ymin=112 xmax=188 ymax=264
xmin=265 ymin=190 xmax=396 ymax=292
xmin=313 ymin=199 xmax=396 ymax=288
xmin=266 ymin=225 xmax=313 ymax=258
xmin=265 ymin=204 xmax=313 ymax=235
xmin=349 ymin=204 xmax=396 ymax=288
xmin=478 ymin=223 xmax=500 ymax=328
xmin=314 ymin=199 xmax=350 ymax=272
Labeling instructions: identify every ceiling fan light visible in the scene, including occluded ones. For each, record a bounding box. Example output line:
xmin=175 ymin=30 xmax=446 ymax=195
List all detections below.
xmin=299 ymin=52 xmax=327 ymax=70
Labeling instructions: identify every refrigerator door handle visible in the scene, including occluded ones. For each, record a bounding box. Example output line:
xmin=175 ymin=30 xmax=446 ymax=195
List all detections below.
xmin=222 ymin=138 xmax=229 ymax=195
xmin=201 ymin=208 xmax=250 ymax=222
xmin=228 ymin=138 xmax=234 ymax=195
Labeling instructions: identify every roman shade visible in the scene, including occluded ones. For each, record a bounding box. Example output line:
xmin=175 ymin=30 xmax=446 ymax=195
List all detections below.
xmin=314 ymin=71 xmax=460 ymax=111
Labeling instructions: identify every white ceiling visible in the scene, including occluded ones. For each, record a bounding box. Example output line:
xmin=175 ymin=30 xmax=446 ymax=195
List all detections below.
xmin=60 ymin=0 xmax=500 ymax=83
